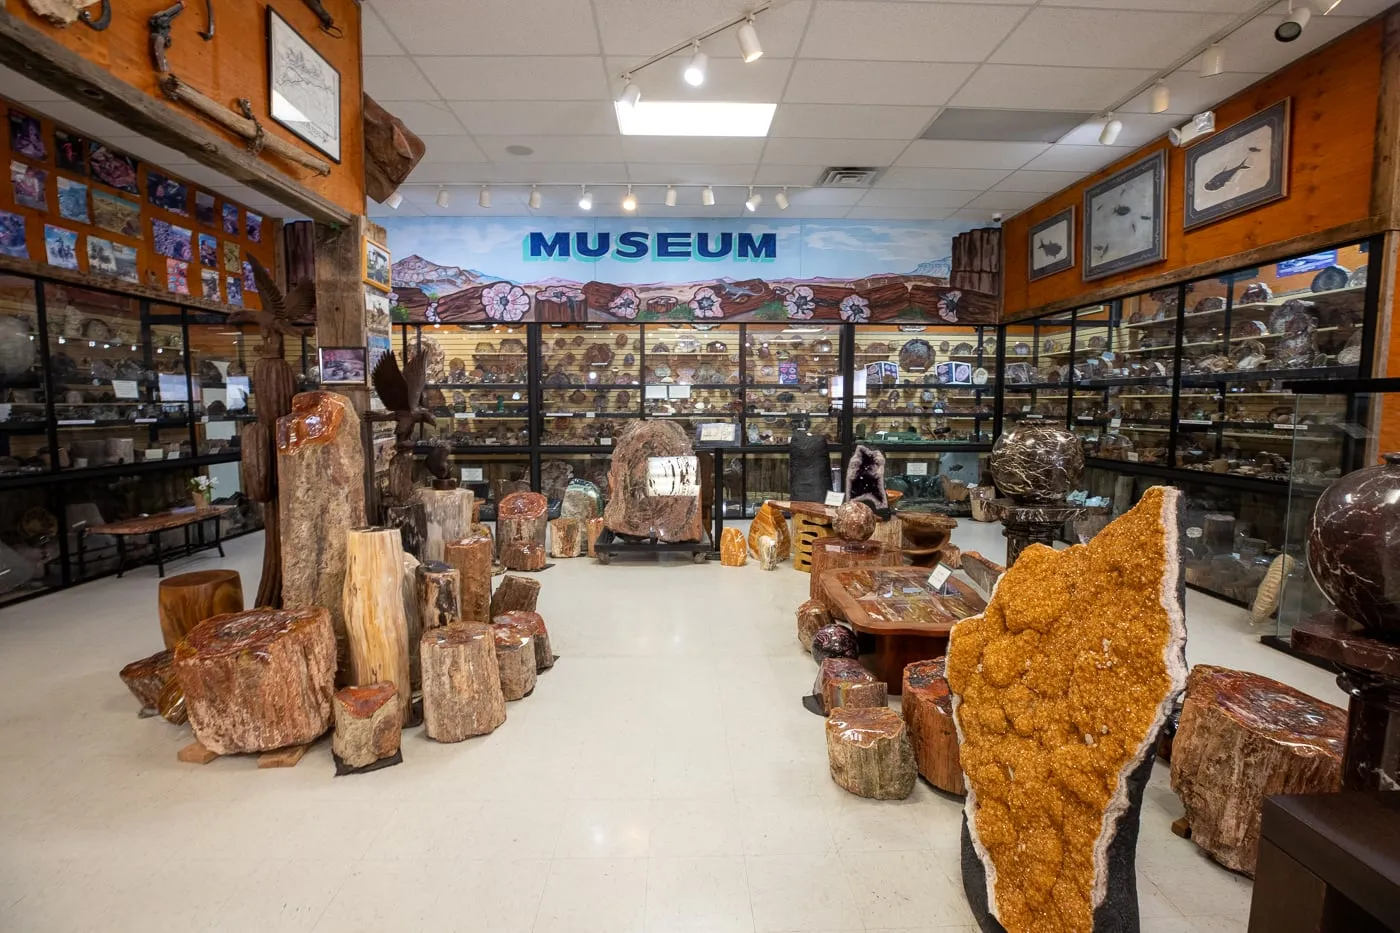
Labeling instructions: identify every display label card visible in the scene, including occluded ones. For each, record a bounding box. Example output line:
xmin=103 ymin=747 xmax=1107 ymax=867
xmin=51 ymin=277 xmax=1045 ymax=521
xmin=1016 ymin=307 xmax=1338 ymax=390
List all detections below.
xmin=0 ymin=404 xmax=10 ymax=422
xmin=135 ymin=417 xmax=156 ymax=424
xmin=1022 ymin=404 xmax=1031 ymax=412
xmin=1180 ymin=419 xmax=1211 ymax=427
xmin=1110 ymin=417 xmax=1123 ymax=429
xmin=111 ymin=379 xmax=139 ymax=400
xmin=143 ymin=449 xmax=163 ymax=460
xmin=824 ymin=491 xmax=846 ymax=507
xmin=1273 ymin=423 xmax=1302 ymax=431
xmin=669 ymin=385 xmax=691 ymax=399
xmin=645 ymin=385 xmax=668 ymax=399
xmin=585 ymin=412 xmax=596 ymax=418
xmin=454 ymin=412 xmax=472 ymax=420
xmin=58 ymin=419 xmax=95 ymax=426
xmin=600 ymin=438 xmax=612 ymax=446
xmin=928 ymin=563 xmax=952 ymax=590
xmin=906 ymin=462 xmax=928 ymax=476
xmin=460 ymin=467 xmax=484 ymax=483
xmin=1126 ymin=452 xmax=1140 ymax=462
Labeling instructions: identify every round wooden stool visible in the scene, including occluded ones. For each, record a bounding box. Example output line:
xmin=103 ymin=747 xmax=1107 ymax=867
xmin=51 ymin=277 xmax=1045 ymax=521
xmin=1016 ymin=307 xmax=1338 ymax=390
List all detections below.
xmin=157 ymin=569 xmax=243 ymax=649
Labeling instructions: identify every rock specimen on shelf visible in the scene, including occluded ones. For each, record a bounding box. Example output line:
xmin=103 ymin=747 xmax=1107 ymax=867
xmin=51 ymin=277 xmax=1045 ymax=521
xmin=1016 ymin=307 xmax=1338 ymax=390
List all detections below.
xmin=548 ymin=517 xmax=584 ymax=558
xmin=343 ymin=528 xmax=412 ymax=725
xmin=833 ymin=501 xmax=876 ymax=542
xmin=495 ymin=610 xmax=554 ymax=672
xmin=586 ymin=517 xmax=605 ymax=557
xmin=797 ymin=600 xmax=832 ymax=653
xmin=947 ymin=486 xmax=1186 ymax=933
xmin=421 ymin=622 xmax=506 ymax=742
xmin=490 ymin=574 xmax=541 ymax=618
xmin=120 ymin=648 xmax=175 ymax=713
xmin=747 ymin=501 xmax=792 ymax=560
xmin=445 ymin=530 xmax=494 ymax=624
xmin=418 ymin=487 xmax=474 ymax=564
xmin=562 ymin=480 xmax=602 ymax=520
xmin=720 ymin=527 xmax=748 ymax=566
xmin=1170 ymin=665 xmax=1344 ymax=875
xmin=808 ymin=536 xmax=897 ymax=609
xmin=989 ymin=424 xmax=1085 ymax=504
xmin=157 ymin=569 xmax=244 ymax=650
xmin=499 ymin=492 xmax=550 ymax=571
xmin=416 ymin=561 xmax=461 ymax=631
xmin=757 ymin=536 xmax=779 ymax=571
xmin=603 ymin=421 xmax=706 ymax=543
xmin=493 ymin=623 xmax=537 ymax=701
xmin=816 ymin=658 xmax=886 ymax=714
xmin=902 ymin=658 xmax=963 ymax=795
xmin=278 ymin=392 xmax=367 ymax=652
xmin=845 ymin=445 xmax=888 ymax=511
xmin=825 ymin=706 xmax=916 ymax=800
xmin=1307 ymin=452 xmax=1400 ymax=637
xmin=173 ymin=607 xmax=337 ymax=755
xmin=332 ymin=682 xmax=402 ymax=771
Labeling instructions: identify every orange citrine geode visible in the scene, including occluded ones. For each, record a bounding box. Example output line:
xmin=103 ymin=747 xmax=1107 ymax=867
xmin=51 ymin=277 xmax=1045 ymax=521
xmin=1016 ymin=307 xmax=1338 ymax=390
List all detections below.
xmin=947 ymin=486 xmax=1186 ymax=933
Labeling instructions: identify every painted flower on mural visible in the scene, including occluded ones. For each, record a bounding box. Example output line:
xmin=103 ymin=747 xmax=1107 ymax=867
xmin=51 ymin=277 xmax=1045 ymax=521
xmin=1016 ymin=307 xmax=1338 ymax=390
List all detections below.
xmin=784 ymin=285 xmax=816 ymax=320
xmin=690 ymin=286 xmax=724 ymax=319
xmin=609 ymin=288 xmax=641 ymax=320
xmin=539 ymin=285 xmax=583 ymax=305
xmin=482 ymin=282 xmax=529 ymax=322
xmin=937 ymin=290 xmax=962 ymax=324
xmin=839 ymin=294 xmax=870 ymax=323
xmin=425 ymin=300 xmax=441 ymax=323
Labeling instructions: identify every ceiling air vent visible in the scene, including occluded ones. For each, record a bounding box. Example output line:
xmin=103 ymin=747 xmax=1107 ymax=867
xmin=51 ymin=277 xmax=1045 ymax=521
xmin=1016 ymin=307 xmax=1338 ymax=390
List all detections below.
xmin=817 ymin=167 xmax=882 ymax=188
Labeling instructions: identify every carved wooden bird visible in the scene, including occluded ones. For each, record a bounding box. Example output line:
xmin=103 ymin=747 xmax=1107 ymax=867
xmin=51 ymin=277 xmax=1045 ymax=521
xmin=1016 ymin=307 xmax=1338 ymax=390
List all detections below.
xmin=369 ymin=350 xmax=434 ymax=449
xmin=230 ymin=255 xmax=314 ymax=358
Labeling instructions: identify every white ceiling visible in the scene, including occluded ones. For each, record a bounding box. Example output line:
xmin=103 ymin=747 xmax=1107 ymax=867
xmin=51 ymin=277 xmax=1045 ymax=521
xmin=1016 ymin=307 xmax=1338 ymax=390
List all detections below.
xmin=363 ymin=0 xmax=1391 ymax=220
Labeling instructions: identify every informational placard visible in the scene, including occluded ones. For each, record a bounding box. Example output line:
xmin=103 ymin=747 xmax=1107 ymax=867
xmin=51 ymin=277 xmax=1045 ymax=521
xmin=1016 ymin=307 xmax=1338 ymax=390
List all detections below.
xmin=668 ymin=385 xmax=691 ymax=399
xmin=645 ymin=385 xmax=668 ymax=399
xmin=646 ymin=456 xmax=699 ymax=497
xmin=157 ymin=373 xmax=189 ymax=402
xmin=906 ymin=462 xmax=928 ymax=476
xmin=698 ymin=422 xmax=738 ymax=444
xmin=1110 ymin=417 xmax=1123 ymax=430
xmin=824 ymin=490 xmax=846 ymax=507
xmin=778 ymin=361 xmax=799 ymax=385
xmin=460 ymin=467 xmax=484 ymax=483
xmin=1276 ymin=250 xmax=1338 ymax=277
xmin=111 ymin=379 xmax=139 ymax=400
xmin=928 ymin=563 xmax=952 ymax=590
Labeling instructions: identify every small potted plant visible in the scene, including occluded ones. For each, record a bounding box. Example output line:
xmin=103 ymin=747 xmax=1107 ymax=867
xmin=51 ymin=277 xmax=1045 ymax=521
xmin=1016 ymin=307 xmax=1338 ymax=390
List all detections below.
xmin=189 ymin=475 xmax=218 ymax=509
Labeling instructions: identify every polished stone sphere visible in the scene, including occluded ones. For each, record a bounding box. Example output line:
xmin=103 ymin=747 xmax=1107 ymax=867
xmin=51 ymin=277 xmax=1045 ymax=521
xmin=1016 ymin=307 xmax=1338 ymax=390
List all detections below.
xmin=1306 ymin=453 xmax=1400 ymax=639
xmin=833 ymin=501 xmax=876 ymax=542
xmin=990 ymin=424 xmax=1084 ymax=504
xmin=811 ymin=623 xmax=859 ymax=665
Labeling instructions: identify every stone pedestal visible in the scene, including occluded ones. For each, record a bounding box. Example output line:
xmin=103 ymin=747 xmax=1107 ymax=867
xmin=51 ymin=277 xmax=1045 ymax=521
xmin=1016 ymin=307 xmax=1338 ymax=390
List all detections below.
xmin=119 ymin=648 xmax=174 ymax=713
xmin=493 ymin=624 xmax=537 ymax=700
xmin=494 ymin=610 xmax=553 ymax=672
xmin=549 ymin=517 xmax=584 ymax=558
xmin=491 ymin=574 xmax=541 ymax=617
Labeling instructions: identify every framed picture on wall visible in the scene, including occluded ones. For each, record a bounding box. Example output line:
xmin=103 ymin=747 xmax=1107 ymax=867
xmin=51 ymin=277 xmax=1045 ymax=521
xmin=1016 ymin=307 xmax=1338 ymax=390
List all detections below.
xmin=1083 ymin=150 xmax=1166 ymax=281
xmin=267 ymin=8 xmax=341 ymax=163
xmin=319 ymin=347 xmax=367 ymax=385
xmin=363 ymin=238 xmax=392 ymax=292
xmin=1184 ymin=99 xmax=1290 ymax=231
xmin=1027 ymin=206 xmax=1074 ymax=281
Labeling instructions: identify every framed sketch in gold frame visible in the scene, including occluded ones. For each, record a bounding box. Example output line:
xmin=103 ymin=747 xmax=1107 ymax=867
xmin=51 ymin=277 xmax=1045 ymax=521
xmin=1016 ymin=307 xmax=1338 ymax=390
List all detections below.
xmin=1184 ymin=99 xmax=1290 ymax=231
xmin=363 ymin=237 xmax=392 ymax=292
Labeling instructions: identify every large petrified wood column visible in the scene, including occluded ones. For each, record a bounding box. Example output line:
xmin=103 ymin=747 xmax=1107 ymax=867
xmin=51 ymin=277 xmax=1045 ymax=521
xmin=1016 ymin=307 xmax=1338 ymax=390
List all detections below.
xmin=421 ymin=622 xmax=506 ymax=741
xmin=490 ymin=574 xmax=541 ymax=617
xmin=157 ymin=569 xmax=244 ymax=649
xmin=825 ymin=706 xmax=916 ymax=799
xmin=902 ymin=658 xmax=963 ymax=795
xmin=278 ymin=391 xmax=367 ymax=648
xmin=499 ymin=491 xmax=549 ymax=571
xmin=493 ymin=623 xmax=537 ymax=700
xmin=445 ymin=531 xmax=494 ymax=623
xmin=332 ymin=682 xmax=402 ymax=771
xmin=173 ymin=607 xmax=337 ymax=755
xmin=417 ymin=561 xmax=461 ymax=631
xmin=419 ymin=487 xmax=475 ymax=563
xmin=120 ymin=648 xmax=174 ymax=713
xmin=343 ymin=527 xmax=412 ymax=725
xmin=495 ymin=610 xmax=553 ymax=672
xmin=1170 ymin=664 xmax=1345 ymax=875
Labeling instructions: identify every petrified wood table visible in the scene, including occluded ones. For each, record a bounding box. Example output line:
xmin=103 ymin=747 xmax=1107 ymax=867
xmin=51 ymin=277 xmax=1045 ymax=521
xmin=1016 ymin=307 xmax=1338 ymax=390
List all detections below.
xmin=820 ymin=567 xmax=985 ymax=693
xmin=985 ymin=498 xmax=1108 ymax=566
xmin=82 ymin=506 xmax=232 ymax=578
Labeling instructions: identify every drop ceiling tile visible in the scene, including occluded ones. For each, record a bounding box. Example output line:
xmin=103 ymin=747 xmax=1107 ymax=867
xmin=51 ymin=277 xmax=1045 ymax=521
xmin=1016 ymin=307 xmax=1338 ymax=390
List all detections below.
xmin=626 ymin=164 xmax=758 ymax=186
xmin=751 ymin=164 xmax=831 ymax=186
xmin=964 ymin=190 xmax=1045 ymax=212
xmin=362 ymin=56 xmax=439 ymax=100
xmin=874 ymin=167 xmax=1014 ymax=190
xmin=607 ymin=56 xmax=794 ymax=104
xmin=845 ymin=206 xmax=960 ymax=221
xmin=449 ymin=101 xmax=620 ymax=137
xmin=746 ymin=204 xmax=863 ymax=219
xmin=1119 ymin=70 xmax=1267 ymax=116
xmin=418 ymin=57 xmax=610 ymax=101
xmin=411 ymin=163 xmax=632 ymax=186
xmin=781 ymin=187 xmax=869 ymax=207
xmin=857 ymin=189 xmax=977 ymax=209
xmin=799 ymin=1 xmax=1026 ymax=62
xmin=952 ymin=209 xmax=1004 ymax=224
xmin=372 ymin=0 xmax=599 ymax=55
xmin=0 ymin=66 xmax=68 ymax=102
xmin=952 ymin=64 xmax=1154 ymax=111
xmin=992 ymin=8 xmax=1232 ymax=69
xmin=475 ymin=135 xmax=625 ymax=163
xmin=360 ymin=4 xmax=404 ymax=55
xmin=621 ymin=137 xmax=767 ymax=164
xmin=382 ymin=100 xmax=469 ymax=136
xmin=784 ymin=61 xmax=977 ymax=107
xmin=768 ymin=104 xmax=938 ymax=140
xmin=1040 ymin=0 xmax=1258 ymax=9
xmin=595 ymin=0 xmax=811 ymax=59
xmin=1055 ymin=113 xmax=1181 ymax=148
xmin=1020 ymin=144 xmax=1125 ymax=173
xmin=404 ymin=185 xmax=529 ymax=210
xmin=760 ymin=137 xmax=908 ymax=167
xmin=413 ymin=136 xmax=492 ymax=164
xmin=895 ymin=140 xmax=1048 ymax=170
xmin=992 ymin=170 xmax=1086 ymax=193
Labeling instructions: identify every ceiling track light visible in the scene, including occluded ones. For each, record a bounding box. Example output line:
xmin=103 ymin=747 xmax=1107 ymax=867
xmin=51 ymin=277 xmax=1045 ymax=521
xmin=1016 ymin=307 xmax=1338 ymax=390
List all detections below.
xmin=435 ymin=187 xmax=450 ymax=209
xmin=619 ymin=75 xmax=642 ymax=109
xmin=1276 ymin=1 xmax=1310 ymax=41
xmin=701 ymin=185 xmax=716 ymax=207
xmin=528 ymin=185 xmax=542 ymax=210
xmin=665 ymin=185 xmax=678 ymax=207
xmin=622 ymin=185 xmax=638 ymax=212
xmin=774 ymin=187 xmax=789 ymax=211
xmin=385 ymin=191 xmax=403 ymax=210
xmin=1149 ymin=81 xmax=1170 ymax=114
xmin=1098 ymin=114 xmax=1123 ymax=146
xmin=1200 ymin=42 xmax=1226 ymax=76
xmin=683 ymin=41 xmax=708 ymax=86
xmin=578 ymin=185 xmax=593 ymax=211
xmin=745 ymin=187 xmax=762 ymax=212
xmin=737 ymin=16 xmax=763 ymax=63
xmin=478 ymin=185 xmax=491 ymax=209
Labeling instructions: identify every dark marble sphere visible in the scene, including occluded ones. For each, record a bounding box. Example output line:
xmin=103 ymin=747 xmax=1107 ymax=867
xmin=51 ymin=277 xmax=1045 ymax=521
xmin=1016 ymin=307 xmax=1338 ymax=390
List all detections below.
xmin=811 ymin=624 xmax=859 ymax=665
xmin=1307 ymin=452 xmax=1400 ymax=639
xmin=833 ymin=501 xmax=876 ymax=542
xmin=989 ymin=424 xmax=1085 ymax=504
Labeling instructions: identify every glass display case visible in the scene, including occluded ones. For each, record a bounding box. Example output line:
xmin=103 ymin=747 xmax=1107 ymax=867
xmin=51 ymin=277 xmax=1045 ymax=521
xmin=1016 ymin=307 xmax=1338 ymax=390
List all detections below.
xmin=1000 ymin=317 xmax=1070 ymax=433
xmin=745 ymin=323 xmax=842 ymax=446
xmin=540 ymin=323 xmax=641 ymax=449
xmin=1072 ymin=295 xmax=1176 ymax=465
xmin=643 ymin=323 xmax=743 ymax=440
xmin=411 ymin=323 xmax=531 ymax=449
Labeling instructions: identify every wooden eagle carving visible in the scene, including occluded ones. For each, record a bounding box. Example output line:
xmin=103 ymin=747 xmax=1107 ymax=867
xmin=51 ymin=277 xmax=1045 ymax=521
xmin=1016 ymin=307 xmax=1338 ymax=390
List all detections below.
xmin=369 ymin=350 xmax=434 ymax=450
xmin=229 ymin=255 xmax=315 ymax=359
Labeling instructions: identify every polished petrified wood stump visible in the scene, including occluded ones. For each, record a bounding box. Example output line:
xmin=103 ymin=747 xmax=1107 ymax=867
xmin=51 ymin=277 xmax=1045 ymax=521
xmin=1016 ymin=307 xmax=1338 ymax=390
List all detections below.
xmin=1171 ymin=664 xmax=1345 ymax=875
xmin=173 ymin=607 xmax=337 ymax=755
xmin=332 ymin=682 xmax=401 ymax=771
xmin=495 ymin=610 xmax=553 ymax=672
xmin=157 ymin=569 xmax=244 ymax=650
xmin=120 ymin=648 xmax=174 ymax=713
xmin=421 ymin=622 xmax=506 ymax=742
xmin=720 ymin=527 xmax=747 ymax=566
xmin=493 ymin=623 xmax=537 ymax=701
xmin=903 ymin=658 xmax=963 ymax=795
xmin=491 ymin=573 xmax=541 ymax=617
xmin=748 ymin=501 xmax=791 ymax=561
xmin=418 ymin=487 xmax=474 ymax=563
xmin=343 ymin=528 xmax=413 ymax=725
xmin=816 ymin=658 xmax=886 ymax=714
xmin=500 ymin=491 xmax=549 ymax=571
xmin=797 ymin=599 xmax=831 ymax=653
xmin=603 ymin=420 xmax=706 ymax=542
xmin=416 ymin=561 xmax=460 ymax=631
xmin=825 ymin=706 xmax=916 ymax=800
xmin=549 ymin=518 xmax=584 ymax=559
xmin=898 ymin=511 xmax=958 ymax=568
xmin=445 ymin=531 xmax=494 ymax=624
xmin=808 ymin=536 xmax=897 ymax=608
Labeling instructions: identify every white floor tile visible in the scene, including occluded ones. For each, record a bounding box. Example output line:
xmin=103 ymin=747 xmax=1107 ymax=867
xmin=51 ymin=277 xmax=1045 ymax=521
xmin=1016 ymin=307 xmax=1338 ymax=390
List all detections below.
xmin=744 ymin=853 xmax=865 ymax=932
xmin=533 ymin=858 xmax=648 ymax=933
xmin=644 ymin=856 xmax=753 ymax=933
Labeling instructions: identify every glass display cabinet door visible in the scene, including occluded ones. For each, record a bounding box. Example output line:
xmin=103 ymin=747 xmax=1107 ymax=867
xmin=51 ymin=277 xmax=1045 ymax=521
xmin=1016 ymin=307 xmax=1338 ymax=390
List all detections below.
xmin=850 ymin=325 xmax=991 ymax=445
xmin=187 ymin=310 xmax=254 ymax=467
xmin=539 ymin=323 xmax=641 ymax=448
xmin=539 ymin=452 xmax=612 ymax=511
xmin=0 ymin=277 xmax=46 ymax=478
xmin=1074 ymin=294 xmax=1177 ymax=465
xmin=642 ymin=323 xmax=741 ymax=439
xmin=415 ymin=323 xmax=531 ymax=448
xmin=450 ymin=454 xmax=532 ymax=521
xmin=1000 ymin=316 xmax=1071 ymax=432
xmin=744 ymin=323 xmax=842 ymax=446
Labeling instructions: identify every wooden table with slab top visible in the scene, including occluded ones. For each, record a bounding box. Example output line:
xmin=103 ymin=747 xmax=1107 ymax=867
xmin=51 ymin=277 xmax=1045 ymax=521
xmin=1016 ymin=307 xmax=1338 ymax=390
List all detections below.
xmin=81 ymin=506 xmax=232 ymax=578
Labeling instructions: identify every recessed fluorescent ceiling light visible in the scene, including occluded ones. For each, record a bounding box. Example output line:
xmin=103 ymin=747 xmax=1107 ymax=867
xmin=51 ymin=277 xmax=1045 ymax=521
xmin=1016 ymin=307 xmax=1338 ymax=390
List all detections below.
xmin=616 ymin=101 xmax=776 ymax=137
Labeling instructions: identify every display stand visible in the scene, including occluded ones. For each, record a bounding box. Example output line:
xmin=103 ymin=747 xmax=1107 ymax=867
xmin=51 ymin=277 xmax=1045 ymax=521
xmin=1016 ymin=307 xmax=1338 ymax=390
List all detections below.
xmin=986 ymin=499 xmax=1108 ymax=566
xmin=592 ymin=527 xmax=712 ymax=564
xmin=697 ymin=441 xmax=739 ymax=562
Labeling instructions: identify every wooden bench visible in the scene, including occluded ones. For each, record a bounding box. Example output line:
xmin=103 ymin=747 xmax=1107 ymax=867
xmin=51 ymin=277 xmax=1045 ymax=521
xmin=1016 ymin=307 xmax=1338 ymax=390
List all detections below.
xmin=81 ymin=506 xmax=232 ymax=578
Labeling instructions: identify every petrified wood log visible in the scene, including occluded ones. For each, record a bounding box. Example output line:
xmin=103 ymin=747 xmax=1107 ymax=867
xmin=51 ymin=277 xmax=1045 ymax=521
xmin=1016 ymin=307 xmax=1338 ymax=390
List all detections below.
xmin=385 ymin=501 xmax=426 ymax=560
xmin=158 ymin=677 xmax=188 ymax=724
xmin=495 ymin=610 xmax=553 ymax=672
xmin=797 ymin=599 xmax=832 ymax=653
xmin=417 ymin=561 xmax=461 ymax=631
xmin=548 ymin=517 xmax=584 ymax=558
xmin=343 ymin=528 xmax=412 ymax=725
xmin=363 ymin=93 xmax=426 ymax=205
xmin=332 ymin=682 xmax=401 ymax=770
xmin=720 ymin=527 xmax=747 ymax=566
xmin=445 ymin=531 xmax=494 ymax=624
xmin=421 ymin=623 xmax=506 ymax=741
xmin=173 ymin=607 xmax=337 ymax=755
xmin=825 ymin=706 xmax=916 ymax=800
xmin=758 ymin=536 xmax=778 ymax=571
xmin=120 ymin=648 xmax=174 ymax=713
xmin=419 ymin=487 xmax=474 ymax=563
xmin=586 ymin=517 xmax=605 ymax=557
xmin=748 ymin=501 xmax=791 ymax=560
xmin=808 ymin=536 xmax=896 ymax=608
xmin=816 ymin=658 xmax=886 ymax=714
xmin=503 ymin=540 xmax=547 ymax=572
xmin=278 ymin=392 xmax=367 ymax=646
xmin=1170 ymin=664 xmax=1345 ymax=875
xmin=603 ymin=421 xmax=706 ymax=543
xmin=490 ymin=573 xmax=541 ymax=617
xmin=157 ymin=569 xmax=244 ymax=650
xmin=493 ymin=624 xmax=537 ymax=701
xmin=903 ymin=658 xmax=963 ymax=795
xmin=960 ymin=550 xmax=1006 ymax=600
xmin=499 ymin=492 xmax=548 ymax=571
xmin=401 ymin=553 xmax=423 ymax=690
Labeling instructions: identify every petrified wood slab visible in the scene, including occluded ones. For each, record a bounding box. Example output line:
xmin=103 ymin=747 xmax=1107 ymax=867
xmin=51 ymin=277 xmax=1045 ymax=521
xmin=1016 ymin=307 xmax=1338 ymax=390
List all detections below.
xmin=173 ymin=607 xmax=337 ymax=756
xmin=493 ymin=624 xmax=537 ymax=701
xmin=491 ymin=573 xmax=541 ymax=618
xmin=947 ymin=486 xmax=1187 ymax=933
xmin=446 ymin=531 xmax=494 ymax=624
xmin=808 ymin=537 xmax=897 ymax=607
xmin=825 ymin=706 xmax=916 ymax=800
xmin=418 ymin=487 xmax=475 ymax=563
xmin=343 ymin=528 xmax=412 ymax=726
xmin=157 ymin=569 xmax=244 ymax=650
xmin=86 ymin=506 xmax=232 ymax=537
xmin=417 ymin=561 xmax=461 ymax=631
xmin=1170 ymin=664 xmax=1344 ymax=875
xmin=120 ymin=648 xmax=174 ymax=713
xmin=332 ymin=682 xmax=401 ymax=770
xmin=549 ymin=517 xmax=584 ymax=558
xmin=903 ymin=658 xmax=963 ymax=795
xmin=748 ymin=501 xmax=791 ymax=561
xmin=720 ymin=527 xmax=747 ymax=566
xmin=495 ymin=610 xmax=554 ymax=672
xmin=421 ymin=623 xmax=506 ymax=742
xmin=797 ymin=599 xmax=832 ymax=654
xmin=602 ymin=421 xmax=706 ymax=543
xmin=816 ymin=658 xmax=886 ymax=714
xmin=499 ymin=491 xmax=548 ymax=571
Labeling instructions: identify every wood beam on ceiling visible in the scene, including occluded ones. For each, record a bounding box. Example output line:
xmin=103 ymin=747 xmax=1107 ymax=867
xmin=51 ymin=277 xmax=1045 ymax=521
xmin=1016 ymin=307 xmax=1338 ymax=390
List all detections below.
xmin=0 ymin=9 xmax=353 ymax=227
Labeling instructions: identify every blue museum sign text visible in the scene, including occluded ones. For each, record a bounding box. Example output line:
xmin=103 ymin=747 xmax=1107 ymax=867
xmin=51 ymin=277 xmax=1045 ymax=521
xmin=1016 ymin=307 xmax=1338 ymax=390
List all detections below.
xmin=525 ymin=231 xmax=777 ymax=263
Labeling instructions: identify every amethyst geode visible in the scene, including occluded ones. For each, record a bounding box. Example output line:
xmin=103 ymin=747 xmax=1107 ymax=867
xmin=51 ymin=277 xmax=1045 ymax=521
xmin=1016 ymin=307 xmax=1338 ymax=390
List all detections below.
xmin=1307 ymin=452 xmax=1400 ymax=640
xmin=990 ymin=424 xmax=1085 ymax=504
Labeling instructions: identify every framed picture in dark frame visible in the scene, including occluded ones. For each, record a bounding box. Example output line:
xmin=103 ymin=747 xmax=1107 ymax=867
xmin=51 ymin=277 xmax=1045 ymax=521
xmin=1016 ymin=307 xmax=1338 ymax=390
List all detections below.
xmin=1184 ymin=99 xmax=1290 ymax=231
xmin=267 ymin=8 xmax=342 ymax=163
xmin=319 ymin=346 xmax=367 ymax=385
xmin=1083 ymin=150 xmax=1166 ymax=281
xmin=1028 ymin=206 xmax=1075 ymax=281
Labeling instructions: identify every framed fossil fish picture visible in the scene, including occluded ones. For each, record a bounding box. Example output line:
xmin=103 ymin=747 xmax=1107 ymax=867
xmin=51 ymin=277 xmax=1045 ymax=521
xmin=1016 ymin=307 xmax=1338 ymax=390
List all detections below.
xmin=1184 ymin=99 xmax=1290 ymax=231
xmin=1028 ymin=206 xmax=1074 ymax=281
xmin=1083 ymin=150 xmax=1166 ymax=281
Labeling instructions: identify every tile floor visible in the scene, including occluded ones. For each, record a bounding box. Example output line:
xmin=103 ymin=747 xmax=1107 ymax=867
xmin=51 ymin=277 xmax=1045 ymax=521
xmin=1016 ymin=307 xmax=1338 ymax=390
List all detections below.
xmin=0 ymin=520 xmax=1344 ymax=933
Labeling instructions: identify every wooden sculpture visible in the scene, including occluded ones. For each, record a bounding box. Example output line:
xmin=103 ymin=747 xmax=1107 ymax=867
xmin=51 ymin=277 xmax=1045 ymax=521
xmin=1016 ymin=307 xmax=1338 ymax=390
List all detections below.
xmin=157 ymin=569 xmax=243 ymax=649
xmin=343 ymin=528 xmax=413 ymax=725
xmin=332 ymin=682 xmax=402 ymax=771
xmin=499 ymin=492 xmax=548 ymax=571
xmin=421 ymin=623 xmax=506 ymax=741
xmin=368 ymin=350 xmax=434 ymax=510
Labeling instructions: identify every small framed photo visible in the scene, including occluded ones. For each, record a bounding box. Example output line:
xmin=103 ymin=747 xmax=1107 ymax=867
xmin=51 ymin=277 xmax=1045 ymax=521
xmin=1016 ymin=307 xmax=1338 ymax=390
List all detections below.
xmin=267 ymin=8 xmax=341 ymax=162
xmin=1184 ymin=99 xmax=1290 ymax=231
xmin=1028 ymin=206 xmax=1074 ymax=281
xmin=1083 ymin=150 xmax=1166 ymax=281
xmin=363 ymin=237 xmax=392 ymax=292
xmin=319 ymin=346 xmax=367 ymax=384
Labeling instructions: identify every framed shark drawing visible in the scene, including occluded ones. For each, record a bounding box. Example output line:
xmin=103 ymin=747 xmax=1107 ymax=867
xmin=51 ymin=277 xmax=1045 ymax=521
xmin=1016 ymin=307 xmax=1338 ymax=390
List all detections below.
xmin=1028 ymin=206 xmax=1074 ymax=281
xmin=1184 ymin=99 xmax=1290 ymax=231
xmin=1083 ymin=150 xmax=1166 ymax=282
